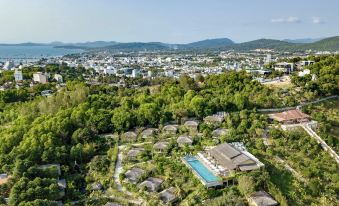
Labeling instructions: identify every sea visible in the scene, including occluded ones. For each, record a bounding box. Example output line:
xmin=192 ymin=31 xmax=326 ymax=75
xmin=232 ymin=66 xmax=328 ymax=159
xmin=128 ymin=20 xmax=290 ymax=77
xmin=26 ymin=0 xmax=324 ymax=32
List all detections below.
xmin=0 ymin=45 xmax=83 ymax=63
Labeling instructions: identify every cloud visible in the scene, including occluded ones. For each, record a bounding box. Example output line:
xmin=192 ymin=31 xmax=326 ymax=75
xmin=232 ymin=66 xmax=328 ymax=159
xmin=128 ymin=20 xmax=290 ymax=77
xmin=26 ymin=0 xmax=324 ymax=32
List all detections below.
xmin=312 ymin=16 xmax=324 ymax=24
xmin=271 ymin=16 xmax=301 ymax=23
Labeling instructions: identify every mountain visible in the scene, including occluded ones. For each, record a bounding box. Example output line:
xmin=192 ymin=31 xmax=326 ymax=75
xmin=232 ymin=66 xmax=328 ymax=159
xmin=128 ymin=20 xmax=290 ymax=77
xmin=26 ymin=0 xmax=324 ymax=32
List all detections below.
xmin=226 ymin=39 xmax=293 ymax=51
xmin=1 ymin=36 xmax=338 ymax=52
xmin=183 ymin=38 xmax=234 ymax=49
xmin=283 ymin=38 xmax=324 ymax=44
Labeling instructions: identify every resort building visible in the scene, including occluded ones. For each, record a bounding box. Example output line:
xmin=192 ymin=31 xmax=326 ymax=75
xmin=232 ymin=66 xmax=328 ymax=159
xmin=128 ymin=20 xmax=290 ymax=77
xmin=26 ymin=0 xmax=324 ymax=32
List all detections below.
xmin=204 ymin=115 xmax=224 ymax=125
xmin=121 ymin=131 xmax=138 ymax=142
xmin=125 ymin=167 xmax=145 ymax=184
xmin=184 ymin=120 xmax=200 ymax=132
xmin=183 ymin=142 xmax=264 ymax=188
xmin=247 ymin=191 xmax=278 ymax=206
xmin=159 ymin=187 xmax=178 ymax=204
xmin=138 ymin=177 xmax=163 ymax=192
xmin=141 ymin=128 xmax=158 ymax=139
xmin=162 ymin=124 xmax=178 ymax=134
xmin=207 ymin=143 xmax=263 ymax=172
xmin=127 ymin=148 xmax=144 ymax=160
xmin=212 ymin=128 xmax=229 ymax=138
xmin=268 ymin=109 xmax=310 ymax=124
xmin=177 ymin=135 xmax=193 ymax=147
xmin=153 ymin=141 xmax=169 ymax=153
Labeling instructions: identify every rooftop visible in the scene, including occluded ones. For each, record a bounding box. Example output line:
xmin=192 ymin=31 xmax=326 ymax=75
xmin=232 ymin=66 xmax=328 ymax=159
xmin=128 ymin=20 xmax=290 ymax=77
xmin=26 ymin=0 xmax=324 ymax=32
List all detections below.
xmin=248 ymin=191 xmax=278 ymax=206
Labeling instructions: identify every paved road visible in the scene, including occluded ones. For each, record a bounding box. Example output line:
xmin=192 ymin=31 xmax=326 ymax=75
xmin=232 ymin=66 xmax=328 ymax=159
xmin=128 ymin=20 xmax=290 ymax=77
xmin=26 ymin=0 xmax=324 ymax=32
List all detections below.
xmin=301 ymin=123 xmax=339 ymax=164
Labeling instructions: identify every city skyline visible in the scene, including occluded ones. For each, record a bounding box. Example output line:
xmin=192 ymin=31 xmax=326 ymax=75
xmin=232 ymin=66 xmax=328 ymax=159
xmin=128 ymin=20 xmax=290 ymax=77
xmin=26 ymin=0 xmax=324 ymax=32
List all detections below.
xmin=0 ymin=0 xmax=338 ymax=43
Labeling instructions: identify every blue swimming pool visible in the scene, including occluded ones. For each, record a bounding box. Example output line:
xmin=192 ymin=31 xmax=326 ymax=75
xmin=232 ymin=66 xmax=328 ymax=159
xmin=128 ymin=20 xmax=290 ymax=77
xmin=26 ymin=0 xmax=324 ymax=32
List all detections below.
xmin=183 ymin=156 xmax=219 ymax=183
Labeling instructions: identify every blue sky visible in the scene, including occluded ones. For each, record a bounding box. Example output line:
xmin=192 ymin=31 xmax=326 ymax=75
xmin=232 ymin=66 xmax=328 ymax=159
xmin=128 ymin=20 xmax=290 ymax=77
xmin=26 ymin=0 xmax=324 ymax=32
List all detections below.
xmin=0 ymin=0 xmax=338 ymax=43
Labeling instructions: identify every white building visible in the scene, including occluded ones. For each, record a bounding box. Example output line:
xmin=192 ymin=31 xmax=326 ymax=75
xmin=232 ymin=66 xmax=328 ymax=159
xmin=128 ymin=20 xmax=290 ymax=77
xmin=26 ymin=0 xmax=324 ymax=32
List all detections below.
xmin=33 ymin=72 xmax=48 ymax=84
xmin=104 ymin=66 xmax=116 ymax=75
xmin=264 ymin=54 xmax=272 ymax=64
xmin=298 ymin=69 xmax=311 ymax=77
xmin=54 ymin=74 xmax=63 ymax=83
xmin=14 ymin=69 xmax=23 ymax=82
xmin=3 ymin=61 xmax=15 ymax=70
xmin=132 ymin=68 xmax=141 ymax=78
xmin=274 ymin=62 xmax=294 ymax=73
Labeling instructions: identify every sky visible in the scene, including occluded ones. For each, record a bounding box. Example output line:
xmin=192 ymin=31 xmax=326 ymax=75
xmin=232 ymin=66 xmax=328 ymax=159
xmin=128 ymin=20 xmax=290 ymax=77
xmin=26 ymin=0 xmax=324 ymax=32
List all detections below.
xmin=0 ymin=0 xmax=338 ymax=43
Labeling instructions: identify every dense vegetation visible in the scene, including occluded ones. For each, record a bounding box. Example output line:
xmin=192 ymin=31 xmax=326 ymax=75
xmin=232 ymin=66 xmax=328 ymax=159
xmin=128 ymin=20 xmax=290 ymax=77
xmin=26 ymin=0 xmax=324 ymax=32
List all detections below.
xmin=0 ymin=55 xmax=338 ymax=205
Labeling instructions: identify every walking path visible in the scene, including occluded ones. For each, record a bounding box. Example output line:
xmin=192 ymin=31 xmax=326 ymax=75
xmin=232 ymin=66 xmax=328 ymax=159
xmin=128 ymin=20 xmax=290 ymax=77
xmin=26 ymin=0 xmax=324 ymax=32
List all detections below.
xmin=258 ymin=95 xmax=338 ymax=113
xmin=274 ymin=156 xmax=307 ymax=183
xmin=112 ymin=144 xmax=143 ymax=205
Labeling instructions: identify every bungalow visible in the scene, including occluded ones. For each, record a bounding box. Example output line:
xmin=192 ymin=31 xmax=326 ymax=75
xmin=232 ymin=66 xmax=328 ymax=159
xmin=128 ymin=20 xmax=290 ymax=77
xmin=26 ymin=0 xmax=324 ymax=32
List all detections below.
xmin=153 ymin=141 xmax=169 ymax=152
xmin=141 ymin=128 xmax=158 ymax=139
xmin=268 ymin=109 xmax=310 ymax=124
xmin=177 ymin=135 xmax=193 ymax=147
xmin=204 ymin=115 xmax=224 ymax=125
xmin=138 ymin=177 xmax=163 ymax=192
xmin=0 ymin=173 xmax=9 ymax=185
xmin=247 ymin=191 xmax=278 ymax=206
xmin=121 ymin=131 xmax=138 ymax=142
xmin=184 ymin=120 xmax=200 ymax=132
xmin=127 ymin=148 xmax=145 ymax=160
xmin=91 ymin=182 xmax=103 ymax=191
xmin=38 ymin=164 xmax=61 ymax=175
xmin=104 ymin=202 xmax=122 ymax=206
xmin=58 ymin=179 xmax=66 ymax=197
xmin=159 ymin=187 xmax=178 ymax=204
xmin=163 ymin=124 xmax=178 ymax=134
xmin=125 ymin=167 xmax=145 ymax=184
xmin=212 ymin=128 xmax=229 ymax=138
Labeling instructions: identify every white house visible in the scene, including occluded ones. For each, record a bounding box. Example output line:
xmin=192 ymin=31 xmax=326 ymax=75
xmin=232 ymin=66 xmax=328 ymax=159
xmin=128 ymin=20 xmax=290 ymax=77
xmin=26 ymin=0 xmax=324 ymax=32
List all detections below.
xmin=14 ymin=69 xmax=23 ymax=82
xmin=33 ymin=72 xmax=48 ymax=84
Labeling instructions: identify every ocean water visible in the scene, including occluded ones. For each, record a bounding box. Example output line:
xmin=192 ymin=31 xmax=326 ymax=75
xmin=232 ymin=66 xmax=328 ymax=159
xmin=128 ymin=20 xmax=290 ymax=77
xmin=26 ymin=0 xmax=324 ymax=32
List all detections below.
xmin=0 ymin=45 xmax=83 ymax=62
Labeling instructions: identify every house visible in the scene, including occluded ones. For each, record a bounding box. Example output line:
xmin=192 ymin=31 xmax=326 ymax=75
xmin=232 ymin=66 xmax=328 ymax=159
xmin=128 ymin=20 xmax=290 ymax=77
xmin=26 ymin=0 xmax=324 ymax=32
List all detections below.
xmin=14 ymin=69 xmax=23 ymax=82
xmin=212 ymin=128 xmax=229 ymax=138
xmin=38 ymin=164 xmax=61 ymax=175
xmin=125 ymin=167 xmax=145 ymax=184
xmin=163 ymin=124 xmax=178 ymax=134
xmin=141 ymin=128 xmax=158 ymax=139
xmin=138 ymin=177 xmax=163 ymax=192
xmin=204 ymin=115 xmax=224 ymax=125
xmin=153 ymin=141 xmax=169 ymax=152
xmin=177 ymin=135 xmax=193 ymax=147
xmin=58 ymin=179 xmax=66 ymax=197
xmin=91 ymin=182 xmax=103 ymax=191
xmin=127 ymin=148 xmax=144 ymax=160
xmin=184 ymin=120 xmax=200 ymax=132
xmin=247 ymin=191 xmax=278 ymax=206
xmin=33 ymin=72 xmax=48 ymax=84
xmin=159 ymin=187 xmax=178 ymax=204
xmin=54 ymin=74 xmax=63 ymax=83
xmin=274 ymin=62 xmax=294 ymax=73
xmin=268 ymin=109 xmax=310 ymax=124
xmin=0 ymin=173 xmax=9 ymax=185
xmin=121 ymin=131 xmax=138 ymax=142
xmin=104 ymin=202 xmax=121 ymax=206
xmin=207 ymin=143 xmax=263 ymax=171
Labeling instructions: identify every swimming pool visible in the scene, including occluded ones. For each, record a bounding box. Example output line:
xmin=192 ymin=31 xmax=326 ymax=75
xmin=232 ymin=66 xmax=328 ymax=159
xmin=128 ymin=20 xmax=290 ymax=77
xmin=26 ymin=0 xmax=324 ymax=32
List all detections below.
xmin=183 ymin=156 xmax=219 ymax=184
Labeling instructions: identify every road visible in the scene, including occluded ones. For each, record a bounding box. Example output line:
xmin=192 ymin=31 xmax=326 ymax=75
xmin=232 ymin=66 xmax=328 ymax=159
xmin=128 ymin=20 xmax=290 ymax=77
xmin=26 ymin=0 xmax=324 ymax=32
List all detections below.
xmin=301 ymin=123 xmax=339 ymax=164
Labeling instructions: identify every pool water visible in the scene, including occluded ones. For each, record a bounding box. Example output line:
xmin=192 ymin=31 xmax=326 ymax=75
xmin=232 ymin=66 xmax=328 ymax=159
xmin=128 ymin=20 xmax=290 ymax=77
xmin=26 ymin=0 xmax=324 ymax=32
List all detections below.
xmin=184 ymin=156 xmax=219 ymax=183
